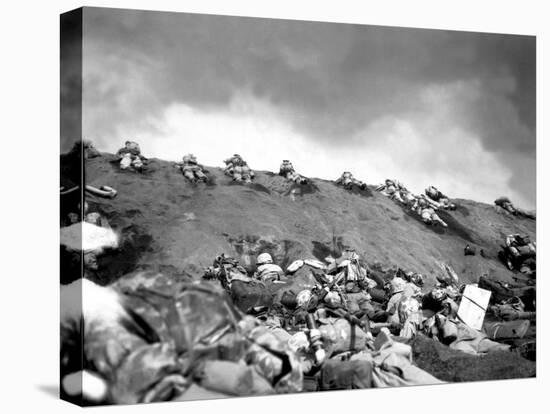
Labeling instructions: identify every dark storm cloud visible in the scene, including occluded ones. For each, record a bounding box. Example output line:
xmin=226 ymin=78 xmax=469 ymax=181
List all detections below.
xmin=60 ymin=9 xmax=82 ymax=153
xmin=81 ymin=7 xmax=536 ymax=207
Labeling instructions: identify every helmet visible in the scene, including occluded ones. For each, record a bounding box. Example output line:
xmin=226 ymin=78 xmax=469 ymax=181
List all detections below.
xmin=430 ymin=287 xmax=447 ymax=302
xmin=390 ymin=277 xmax=406 ymax=294
xmin=296 ymin=289 xmax=313 ymax=308
xmin=398 ymin=297 xmax=420 ymax=323
xmin=411 ymin=273 xmax=424 ymax=287
xmin=257 ymin=252 xmax=273 ymax=265
xmin=324 ymin=291 xmax=342 ymax=307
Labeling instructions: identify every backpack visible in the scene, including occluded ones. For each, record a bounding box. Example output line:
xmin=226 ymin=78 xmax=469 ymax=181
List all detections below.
xmin=120 ymin=281 xmax=302 ymax=396
xmin=230 ymin=280 xmax=274 ymax=313
xmin=319 ymin=358 xmax=373 ymax=390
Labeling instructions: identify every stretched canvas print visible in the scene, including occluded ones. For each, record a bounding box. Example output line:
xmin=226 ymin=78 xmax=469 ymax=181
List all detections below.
xmin=60 ymin=6 xmax=536 ymax=406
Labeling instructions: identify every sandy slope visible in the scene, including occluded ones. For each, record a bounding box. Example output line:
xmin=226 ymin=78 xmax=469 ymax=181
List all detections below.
xmin=83 ymin=153 xmax=535 ymax=287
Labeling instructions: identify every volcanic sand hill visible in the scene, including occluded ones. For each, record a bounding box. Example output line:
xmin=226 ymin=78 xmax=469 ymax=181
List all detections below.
xmin=83 ymin=153 xmax=536 ymax=287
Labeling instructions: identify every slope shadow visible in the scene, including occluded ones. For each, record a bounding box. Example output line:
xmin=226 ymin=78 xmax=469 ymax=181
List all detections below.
xmin=311 ymin=236 xmax=347 ymax=261
xmin=90 ymin=225 xmax=154 ymax=286
xmin=402 ymin=208 xmax=477 ymax=243
xmin=84 ymin=203 xmax=156 ymax=285
xmin=225 ymin=180 xmax=271 ymax=195
xmin=438 ymin=211 xmax=477 ymax=243
xmin=283 ymin=181 xmax=321 ymax=197
xmin=332 ymin=182 xmax=373 ymax=198
xmin=454 ymin=204 xmax=470 ymax=217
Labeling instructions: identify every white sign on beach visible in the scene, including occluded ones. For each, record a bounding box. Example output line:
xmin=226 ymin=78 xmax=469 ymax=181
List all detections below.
xmin=458 ymin=285 xmax=492 ymax=330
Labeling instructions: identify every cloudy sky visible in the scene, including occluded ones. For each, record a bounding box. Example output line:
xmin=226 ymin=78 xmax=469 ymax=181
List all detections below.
xmin=78 ymin=7 xmax=536 ymax=209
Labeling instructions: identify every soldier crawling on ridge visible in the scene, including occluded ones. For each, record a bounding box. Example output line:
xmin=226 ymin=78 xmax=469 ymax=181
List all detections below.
xmin=279 ymin=160 xmax=308 ymax=185
xmin=223 ymin=153 xmax=255 ymax=183
xmin=376 ymin=179 xmax=415 ymax=205
xmin=335 ymin=171 xmax=367 ymax=191
xmin=116 ymin=140 xmax=147 ymax=172
xmin=175 ymin=153 xmax=208 ymax=183
xmin=411 ymin=195 xmax=448 ymax=227
xmin=425 ymin=185 xmax=456 ymax=210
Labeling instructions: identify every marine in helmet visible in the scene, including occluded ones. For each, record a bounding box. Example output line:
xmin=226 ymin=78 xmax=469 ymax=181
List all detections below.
xmin=425 ymin=185 xmax=456 ymax=210
xmin=116 ymin=140 xmax=147 ymax=172
xmin=335 ymin=172 xmax=367 ymax=191
xmin=376 ymin=179 xmax=409 ymax=203
xmin=411 ymin=195 xmax=448 ymax=227
xmin=223 ymin=154 xmax=255 ymax=183
xmin=279 ymin=160 xmax=308 ymax=185
xmin=255 ymin=252 xmax=284 ymax=283
xmin=176 ymin=153 xmax=208 ymax=183
xmin=385 ymin=276 xmax=422 ymax=333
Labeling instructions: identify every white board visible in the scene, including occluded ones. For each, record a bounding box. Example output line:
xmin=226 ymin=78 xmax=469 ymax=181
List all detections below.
xmin=457 ymin=284 xmax=492 ymax=330
xmin=60 ymin=222 xmax=119 ymax=253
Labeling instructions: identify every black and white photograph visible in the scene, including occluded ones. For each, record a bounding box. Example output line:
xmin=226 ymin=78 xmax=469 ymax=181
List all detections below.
xmin=57 ymin=5 xmax=540 ymax=407
xmin=60 ymin=7 xmax=537 ymax=405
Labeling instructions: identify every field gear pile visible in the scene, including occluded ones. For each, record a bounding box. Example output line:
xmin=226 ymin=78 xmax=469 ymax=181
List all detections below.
xmin=326 ymin=250 xmax=377 ymax=291
xmin=506 ymin=234 xmax=536 ymax=258
xmin=117 ymin=141 xmax=147 ymax=172
xmin=179 ymin=154 xmax=208 ymax=183
xmin=63 ymin=244 xmax=536 ymax=403
xmin=61 ymin=278 xmax=304 ymax=404
xmin=499 ymin=234 xmax=536 ymax=273
xmin=335 ymin=172 xmax=367 ymax=190
xmin=279 ymin=160 xmax=308 ymax=184
xmin=489 ymin=297 xmax=535 ymax=322
xmin=224 ymin=154 xmax=255 ymax=183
